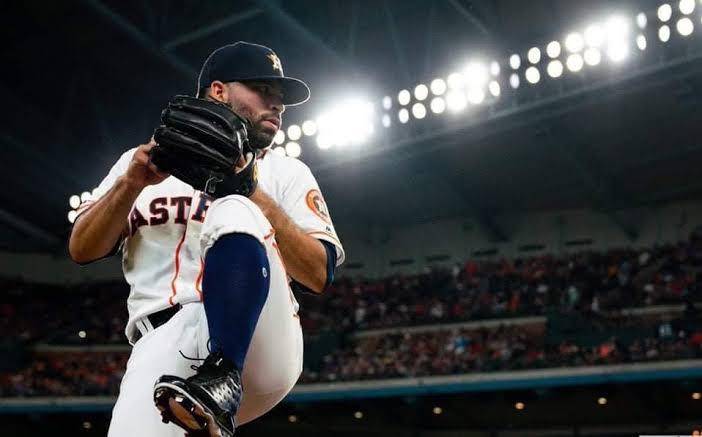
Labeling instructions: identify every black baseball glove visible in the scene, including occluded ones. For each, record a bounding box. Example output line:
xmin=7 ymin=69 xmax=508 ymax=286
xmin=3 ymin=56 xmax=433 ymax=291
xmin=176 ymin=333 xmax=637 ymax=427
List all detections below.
xmin=150 ymin=95 xmax=258 ymax=198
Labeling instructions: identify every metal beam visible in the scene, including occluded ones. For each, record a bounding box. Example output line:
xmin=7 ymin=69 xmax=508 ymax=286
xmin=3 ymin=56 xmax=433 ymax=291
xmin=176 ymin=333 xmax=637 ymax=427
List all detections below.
xmin=447 ymin=0 xmax=489 ymax=36
xmin=253 ymin=0 xmax=351 ymax=70
xmin=163 ymin=8 xmax=264 ymax=51
xmin=0 ymin=208 xmax=60 ymax=246
xmin=81 ymin=0 xmax=196 ymax=78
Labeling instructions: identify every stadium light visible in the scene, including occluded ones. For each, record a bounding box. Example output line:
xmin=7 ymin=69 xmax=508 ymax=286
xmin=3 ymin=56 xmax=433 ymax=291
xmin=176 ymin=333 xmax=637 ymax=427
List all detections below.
xmin=80 ymin=191 xmax=91 ymax=202
xmin=547 ymin=60 xmax=564 ymax=78
xmin=67 ymin=210 xmax=77 ymax=224
xmin=677 ymin=17 xmax=694 ymax=36
xmin=585 ymin=23 xmax=605 ymax=47
xmin=430 ymin=78 xmax=447 ymax=95
xmin=467 ymin=88 xmax=485 ymax=105
xmin=69 ymin=194 xmax=80 ymax=209
xmin=659 ymin=24 xmax=671 ymax=41
xmin=446 ymin=90 xmax=467 ymax=112
xmin=584 ymin=47 xmax=602 ymax=65
xmin=547 ymin=40 xmax=561 ymax=58
xmin=288 ymin=415 xmax=298 ymax=423
xmin=285 ymin=141 xmax=301 ymax=158
xmin=525 ymin=66 xmax=541 ymax=84
xmin=273 ymin=130 xmax=285 ymax=145
xmin=430 ymin=96 xmax=446 ymax=114
xmin=637 ymin=12 xmax=647 ymax=29
xmin=527 ymin=47 xmax=541 ymax=64
xmin=316 ymin=134 xmax=332 ymax=150
xmin=287 ymin=124 xmax=301 ymax=141
xmin=398 ymin=89 xmax=411 ymax=105
xmin=302 ymin=120 xmax=317 ymax=136
xmin=412 ymin=102 xmax=427 ymax=119
xmin=433 ymin=407 xmax=443 ymax=415
xmin=447 ymin=72 xmax=465 ymax=89
xmin=679 ymin=0 xmax=695 ymax=15
xmin=465 ymin=62 xmax=489 ymax=88
xmin=354 ymin=411 xmax=363 ymax=419
xmin=509 ymin=54 xmax=521 ymax=69
xmin=315 ymin=98 xmax=375 ymax=148
xmin=692 ymin=392 xmax=701 ymax=400
xmin=515 ymin=402 xmax=525 ymax=410
xmin=414 ymin=84 xmax=429 ymax=101
xmin=273 ymin=146 xmax=287 ymax=156
xmin=381 ymin=113 xmax=391 ymax=127
xmin=636 ymin=34 xmax=647 ymax=50
xmin=566 ymin=54 xmax=584 ymax=72
xmin=658 ymin=3 xmax=672 ymax=22
xmin=490 ymin=61 xmax=501 ymax=76
xmin=565 ymin=32 xmax=585 ymax=53
xmin=398 ymin=108 xmax=409 ymax=123
xmin=382 ymin=96 xmax=392 ymax=110
xmin=488 ymin=80 xmax=501 ymax=97
xmin=509 ymin=73 xmax=520 ymax=89
xmin=607 ymin=42 xmax=629 ymax=62
xmin=597 ymin=397 xmax=608 ymax=405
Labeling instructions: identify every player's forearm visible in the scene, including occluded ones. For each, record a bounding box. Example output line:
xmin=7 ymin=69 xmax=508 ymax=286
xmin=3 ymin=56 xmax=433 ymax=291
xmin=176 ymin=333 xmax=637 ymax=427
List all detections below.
xmin=251 ymin=189 xmax=328 ymax=292
xmin=68 ymin=176 xmax=141 ymax=264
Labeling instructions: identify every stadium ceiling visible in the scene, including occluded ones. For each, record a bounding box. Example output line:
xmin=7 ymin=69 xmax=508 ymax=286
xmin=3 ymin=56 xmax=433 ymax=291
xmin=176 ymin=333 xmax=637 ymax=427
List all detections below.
xmin=3 ymin=0 xmax=702 ymax=252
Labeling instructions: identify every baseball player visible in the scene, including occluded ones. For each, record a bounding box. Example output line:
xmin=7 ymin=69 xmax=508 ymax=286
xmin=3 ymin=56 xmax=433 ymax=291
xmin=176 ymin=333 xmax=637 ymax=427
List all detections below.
xmin=69 ymin=42 xmax=344 ymax=436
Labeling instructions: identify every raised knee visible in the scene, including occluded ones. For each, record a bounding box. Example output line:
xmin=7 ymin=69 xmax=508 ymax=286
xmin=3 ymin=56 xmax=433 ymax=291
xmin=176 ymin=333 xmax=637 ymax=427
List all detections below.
xmin=200 ymin=195 xmax=271 ymax=257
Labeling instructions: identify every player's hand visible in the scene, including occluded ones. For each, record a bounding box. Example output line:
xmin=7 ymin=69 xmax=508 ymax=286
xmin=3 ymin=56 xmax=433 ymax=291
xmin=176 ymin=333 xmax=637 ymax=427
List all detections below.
xmin=124 ymin=139 xmax=169 ymax=190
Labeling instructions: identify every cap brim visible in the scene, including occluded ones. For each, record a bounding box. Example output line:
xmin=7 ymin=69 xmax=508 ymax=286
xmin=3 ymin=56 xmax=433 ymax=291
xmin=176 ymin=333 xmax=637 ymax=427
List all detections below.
xmin=244 ymin=76 xmax=310 ymax=106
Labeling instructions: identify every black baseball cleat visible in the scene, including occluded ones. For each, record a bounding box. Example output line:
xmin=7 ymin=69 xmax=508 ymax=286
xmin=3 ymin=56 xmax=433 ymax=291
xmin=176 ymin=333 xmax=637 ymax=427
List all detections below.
xmin=154 ymin=352 xmax=243 ymax=437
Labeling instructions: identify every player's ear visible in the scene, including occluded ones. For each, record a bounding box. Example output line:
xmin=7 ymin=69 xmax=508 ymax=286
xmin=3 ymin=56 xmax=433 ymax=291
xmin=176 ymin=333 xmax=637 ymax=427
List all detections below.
xmin=208 ymin=81 xmax=228 ymax=103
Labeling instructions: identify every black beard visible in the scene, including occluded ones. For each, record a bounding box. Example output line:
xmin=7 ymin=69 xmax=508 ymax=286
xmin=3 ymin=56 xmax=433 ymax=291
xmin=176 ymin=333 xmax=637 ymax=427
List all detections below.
xmin=248 ymin=124 xmax=274 ymax=149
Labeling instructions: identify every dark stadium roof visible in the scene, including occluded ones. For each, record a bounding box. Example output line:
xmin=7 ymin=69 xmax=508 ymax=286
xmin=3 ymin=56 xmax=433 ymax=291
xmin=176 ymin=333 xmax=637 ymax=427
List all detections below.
xmin=3 ymin=0 xmax=702 ymax=252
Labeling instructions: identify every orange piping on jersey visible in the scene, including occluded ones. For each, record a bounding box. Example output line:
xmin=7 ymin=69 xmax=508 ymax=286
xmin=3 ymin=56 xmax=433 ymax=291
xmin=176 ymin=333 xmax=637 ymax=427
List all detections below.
xmin=264 ymin=228 xmax=275 ymax=240
xmin=168 ymin=228 xmax=188 ymax=306
xmin=195 ymin=258 xmax=204 ymax=301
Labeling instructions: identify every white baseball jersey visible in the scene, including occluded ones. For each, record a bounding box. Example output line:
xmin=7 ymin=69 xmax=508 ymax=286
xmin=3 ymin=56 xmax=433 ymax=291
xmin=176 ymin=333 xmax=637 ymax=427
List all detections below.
xmin=78 ymin=148 xmax=345 ymax=344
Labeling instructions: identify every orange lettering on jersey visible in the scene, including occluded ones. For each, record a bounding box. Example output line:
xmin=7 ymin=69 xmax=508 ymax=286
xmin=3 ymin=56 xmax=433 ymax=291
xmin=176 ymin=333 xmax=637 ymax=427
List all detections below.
xmin=305 ymin=189 xmax=331 ymax=224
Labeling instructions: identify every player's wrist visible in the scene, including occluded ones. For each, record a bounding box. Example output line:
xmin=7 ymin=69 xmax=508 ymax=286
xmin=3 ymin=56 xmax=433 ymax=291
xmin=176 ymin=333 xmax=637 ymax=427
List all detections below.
xmin=117 ymin=174 xmax=147 ymax=194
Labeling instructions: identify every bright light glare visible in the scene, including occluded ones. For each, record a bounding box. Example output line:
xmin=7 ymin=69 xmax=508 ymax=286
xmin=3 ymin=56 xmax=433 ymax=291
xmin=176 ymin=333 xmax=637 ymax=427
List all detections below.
xmin=527 ymin=47 xmax=541 ymax=64
xmin=658 ymin=4 xmax=672 ymax=22
xmin=273 ymin=130 xmax=285 ymax=145
xmin=316 ymin=99 xmax=374 ymax=148
xmin=659 ymin=25 xmax=671 ymax=41
xmin=414 ymin=84 xmax=429 ymax=101
xmin=398 ymin=108 xmax=409 ymax=123
xmin=381 ymin=114 xmax=391 ymax=127
xmin=465 ymin=62 xmax=488 ymax=88
xmin=566 ymin=54 xmax=584 ymax=72
xmin=287 ymin=124 xmax=301 ymax=141
xmin=525 ymin=66 xmax=540 ymax=84
xmin=547 ymin=60 xmax=563 ymax=78
xmin=509 ymin=54 xmax=521 ymax=70
xmin=69 ymin=195 xmax=80 ymax=209
xmin=679 ymin=0 xmax=695 ymax=15
xmin=490 ymin=61 xmax=500 ymax=76
xmin=447 ymin=72 xmax=465 ymax=89
xmin=382 ymin=96 xmax=392 ymax=110
xmin=80 ymin=191 xmax=91 ymax=202
xmin=273 ymin=146 xmax=286 ymax=156
xmin=488 ymin=81 xmax=501 ymax=97
xmin=546 ymin=41 xmax=561 ymax=58
xmin=285 ymin=142 xmax=301 ymax=158
xmin=585 ymin=24 xmax=605 ymax=47
xmin=446 ymin=91 xmax=467 ymax=112
xmin=636 ymin=34 xmax=647 ymax=50
xmin=412 ymin=102 xmax=427 ymax=119
xmin=565 ymin=33 xmax=585 ymax=53
xmin=509 ymin=73 xmax=520 ymax=89
xmin=584 ymin=47 xmax=602 ymax=65
xmin=316 ymin=134 xmax=333 ymax=150
xmin=467 ymin=88 xmax=485 ymax=105
xmin=68 ymin=210 xmax=77 ymax=224
xmin=607 ymin=42 xmax=629 ymax=62
xmin=430 ymin=97 xmax=446 ymax=114
xmin=606 ymin=16 xmax=630 ymax=41
xmin=398 ymin=89 xmax=411 ymax=105
xmin=430 ymin=78 xmax=447 ymax=95
xmin=637 ymin=12 xmax=647 ymax=29
xmin=677 ymin=17 xmax=694 ymax=35
xmin=302 ymin=120 xmax=317 ymax=136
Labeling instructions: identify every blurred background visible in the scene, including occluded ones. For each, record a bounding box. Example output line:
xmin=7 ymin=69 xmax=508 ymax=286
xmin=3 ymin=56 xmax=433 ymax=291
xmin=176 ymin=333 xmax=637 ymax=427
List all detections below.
xmin=2 ymin=0 xmax=702 ymax=435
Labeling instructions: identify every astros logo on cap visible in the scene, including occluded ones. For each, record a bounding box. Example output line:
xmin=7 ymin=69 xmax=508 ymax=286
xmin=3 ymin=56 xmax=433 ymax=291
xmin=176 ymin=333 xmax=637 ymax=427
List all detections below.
xmin=267 ymin=53 xmax=282 ymax=72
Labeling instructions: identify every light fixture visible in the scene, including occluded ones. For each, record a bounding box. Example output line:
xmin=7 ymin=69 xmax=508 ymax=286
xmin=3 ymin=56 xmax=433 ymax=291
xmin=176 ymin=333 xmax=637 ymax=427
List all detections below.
xmin=287 ymin=124 xmax=301 ymax=141
xmin=566 ymin=54 xmax=584 ymax=72
xmin=272 ymin=146 xmax=287 ymax=156
xmin=302 ymin=120 xmax=317 ymax=136
xmin=525 ymin=66 xmax=540 ymax=84
xmin=597 ymin=397 xmax=608 ymax=405
xmin=584 ymin=47 xmax=602 ymax=65
xmin=68 ymin=210 xmax=77 ymax=224
xmin=414 ymin=84 xmax=429 ymax=101
xmin=467 ymin=88 xmax=485 ymax=105
xmin=658 ymin=3 xmax=672 ymax=22
xmin=547 ymin=60 xmax=563 ymax=78
xmin=446 ymin=91 xmax=467 ymax=112
xmin=637 ymin=12 xmax=647 ymax=29
xmin=515 ymin=402 xmax=525 ymax=410
xmin=431 ymin=78 xmax=447 ymax=95
xmin=509 ymin=73 xmax=520 ymax=89
xmin=677 ymin=17 xmax=694 ymax=36
xmin=398 ymin=89 xmax=411 ymax=105
xmin=546 ymin=41 xmax=561 ymax=58
xmin=565 ymin=32 xmax=585 ymax=53
xmin=447 ymin=72 xmax=465 ymax=89
xmin=80 ymin=191 xmax=91 ymax=202
xmin=273 ymin=130 xmax=285 ymax=145
xmin=509 ymin=54 xmax=521 ymax=69
xmin=433 ymin=406 xmax=443 ymax=415
xmin=585 ymin=24 xmax=605 ymax=47
xmin=288 ymin=415 xmax=298 ymax=423
xmin=636 ymin=34 xmax=647 ymax=50
xmin=679 ymin=0 xmax=695 ymax=15
xmin=381 ymin=113 xmax=391 ymax=127
xmin=354 ymin=411 xmax=363 ymax=419
xmin=315 ymin=98 xmax=375 ymax=147
xmin=659 ymin=25 xmax=671 ymax=41
xmin=490 ymin=61 xmax=501 ymax=76
xmin=527 ymin=47 xmax=541 ymax=64
xmin=430 ymin=96 xmax=446 ymax=114
xmin=692 ymin=392 xmax=701 ymax=400
xmin=285 ymin=142 xmax=301 ymax=158
xmin=411 ymin=102 xmax=427 ymax=119
xmin=488 ymin=80 xmax=501 ymax=97
xmin=607 ymin=42 xmax=629 ymax=62
xmin=69 ymin=195 xmax=80 ymax=209
xmin=382 ymin=96 xmax=392 ymax=110
xmin=398 ymin=108 xmax=409 ymax=123
xmin=465 ymin=62 xmax=488 ymax=88
xmin=316 ymin=134 xmax=333 ymax=150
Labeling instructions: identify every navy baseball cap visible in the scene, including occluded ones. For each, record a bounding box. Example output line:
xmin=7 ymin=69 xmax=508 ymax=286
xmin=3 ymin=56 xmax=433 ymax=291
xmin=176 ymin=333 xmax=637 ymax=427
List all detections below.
xmin=196 ymin=42 xmax=310 ymax=106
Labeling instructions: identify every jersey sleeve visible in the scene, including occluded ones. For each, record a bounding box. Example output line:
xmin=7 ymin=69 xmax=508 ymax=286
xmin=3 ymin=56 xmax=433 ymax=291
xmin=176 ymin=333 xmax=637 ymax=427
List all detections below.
xmin=76 ymin=148 xmax=136 ymax=217
xmin=280 ymin=159 xmax=345 ymax=266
